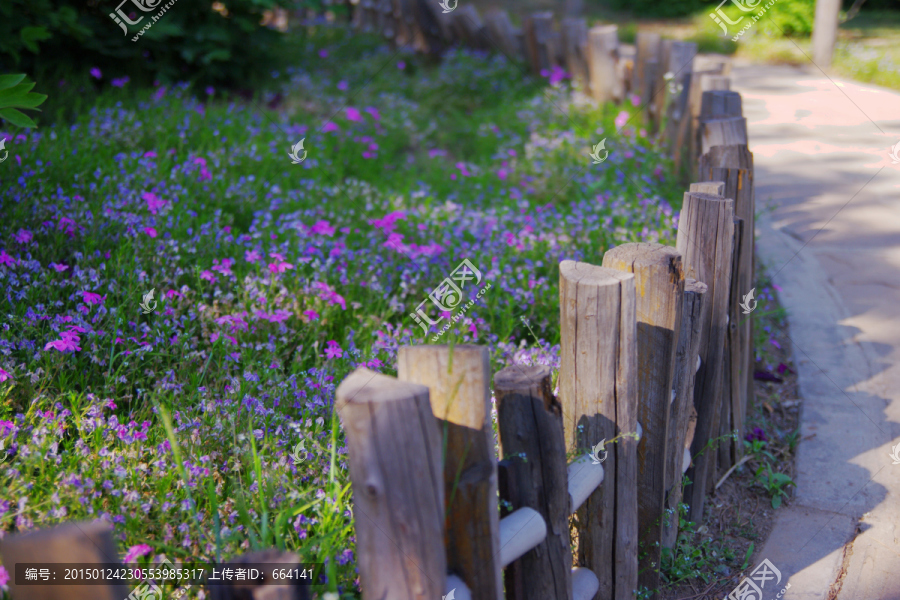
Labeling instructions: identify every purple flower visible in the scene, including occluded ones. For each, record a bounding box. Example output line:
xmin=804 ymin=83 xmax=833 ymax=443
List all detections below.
xmin=0 ymin=368 xmax=10 ymax=382
xmin=90 ymin=68 xmax=102 ymax=80
xmin=364 ymin=106 xmax=381 ymax=121
xmin=322 ymin=121 xmax=339 ymax=133
xmin=82 ymin=291 xmax=103 ymax=305
xmin=745 ymin=427 xmax=767 ymax=442
xmin=310 ymin=220 xmax=335 ymax=236
xmin=345 ymin=107 xmax=362 ymax=122
xmin=143 ymin=227 xmax=157 ymax=238
xmin=397 ymin=61 xmax=406 ymax=70
xmin=111 ymin=76 xmax=130 ymax=88
xmin=303 ymin=309 xmax=319 ymax=321
xmin=318 ymin=49 xmax=328 ymax=58
xmin=206 ymin=86 xmax=215 ymax=96
xmin=50 ymin=263 xmax=69 ymax=272
xmin=324 ymin=340 xmax=343 ymax=359
xmin=13 ymin=229 xmax=32 ymax=244
xmin=123 ymin=544 xmax=153 ymax=563
xmin=45 ymin=338 xmax=81 ymax=352
xmin=337 ymin=80 xmax=348 ymax=91
xmin=0 ymin=251 xmax=15 ymax=268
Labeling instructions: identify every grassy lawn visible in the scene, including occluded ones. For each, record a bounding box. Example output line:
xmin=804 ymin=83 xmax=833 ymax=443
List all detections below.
xmin=0 ymin=25 xmax=691 ymax=599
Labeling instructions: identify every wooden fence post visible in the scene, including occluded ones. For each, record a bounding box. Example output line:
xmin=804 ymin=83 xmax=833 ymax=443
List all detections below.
xmin=0 ymin=521 xmax=132 ymax=600
xmin=660 ymin=41 xmax=696 ymax=149
xmin=484 ymin=9 xmax=520 ymax=61
xmin=413 ymin=0 xmax=448 ymax=54
xmin=719 ymin=214 xmax=744 ymax=472
xmin=676 ymin=191 xmax=735 ymax=523
xmin=633 ymin=32 xmax=661 ymax=102
xmin=562 ymin=17 xmax=590 ymax=88
xmin=662 ymin=278 xmax=708 ymax=550
xmin=451 ymin=5 xmax=486 ymax=49
xmin=397 ymin=345 xmax=503 ymax=600
xmin=688 ymin=71 xmax=730 ymax=166
xmin=495 ymin=364 xmax=573 ymax=600
xmin=336 ymin=368 xmax=447 ymax=600
xmin=602 ymin=243 xmax=684 ymax=595
xmin=524 ymin=12 xmax=556 ymax=75
xmin=698 ymin=94 xmax=747 ymax=156
xmin=586 ymin=25 xmax=620 ymax=104
xmin=559 ymin=260 xmax=638 ymax=600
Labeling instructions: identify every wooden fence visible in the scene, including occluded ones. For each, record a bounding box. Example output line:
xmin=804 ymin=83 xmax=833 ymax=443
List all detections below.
xmin=0 ymin=10 xmax=756 ymax=600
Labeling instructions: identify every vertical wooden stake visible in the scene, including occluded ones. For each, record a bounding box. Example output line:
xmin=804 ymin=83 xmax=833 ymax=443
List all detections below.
xmin=719 ymin=216 xmax=744 ymax=474
xmin=602 ymin=243 xmax=684 ymax=594
xmin=662 ymin=279 xmax=707 ymax=550
xmin=562 ymin=17 xmax=590 ymax=88
xmin=559 ymin=260 xmax=638 ymax=600
xmin=633 ymin=32 xmax=661 ymax=101
xmin=676 ymin=192 xmax=734 ymax=524
xmin=336 ymin=368 xmax=447 ymax=600
xmin=524 ymin=12 xmax=555 ymax=74
xmin=398 ymin=345 xmax=502 ymax=600
xmin=495 ymin=364 xmax=573 ymax=600
xmin=586 ymin=25 xmax=620 ymax=104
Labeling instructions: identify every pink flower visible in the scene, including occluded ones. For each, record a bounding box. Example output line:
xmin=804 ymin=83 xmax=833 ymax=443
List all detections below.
xmin=13 ymin=229 xmax=32 ymax=244
xmin=303 ymin=309 xmax=319 ymax=321
xmin=0 ymin=251 xmax=15 ymax=268
xmin=0 ymin=368 xmax=10 ymax=382
xmin=165 ymin=289 xmax=184 ymax=299
xmin=82 ymin=291 xmax=103 ymax=305
xmin=268 ymin=259 xmax=294 ymax=274
xmin=345 ymin=107 xmax=362 ymax=122
xmin=629 ymin=94 xmax=641 ymax=107
xmin=143 ymin=191 xmax=166 ymax=214
xmin=310 ymin=220 xmax=336 ymax=236
xmin=245 ymin=250 xmax=263 ymax=262
xmin=324 ymin=340 xmax=343 ymax=359
xmin=614 ymin=111 xmax=629 ymax=129
xmin=45 ymin=338 xmax=81 ymax=352
xmin=50 ymin=263 xmax=68 ymax=272
xmin=497 ymin=168 xmax=509 ymax=180
xmin=211 ymin=257 xmax=234 ymax=276
xmin=123 ymin=544 xmax=153 ymax=563
xmin=364 ymin=107 xmax=381 ymax=121
xmin=322 ymin=121 xmax=340 ymax=133
xmin=369 ymin=211 xmax=406 ymax=234
xmin=200 ymin=270 xmax=216 ymax=282
xmin=772 ymin=283 xmax=782 ymax=292
xmin=143 ymin=227 xmax=157 ymax=238
xmin=90 ymin=67 xmax=102 ymax=79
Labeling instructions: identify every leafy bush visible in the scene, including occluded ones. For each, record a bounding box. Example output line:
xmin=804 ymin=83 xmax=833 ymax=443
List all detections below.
xmin=0 ymin=0 xmax=300 ymax=92
xmin=0 ymin=73 xmax=47 ymax=128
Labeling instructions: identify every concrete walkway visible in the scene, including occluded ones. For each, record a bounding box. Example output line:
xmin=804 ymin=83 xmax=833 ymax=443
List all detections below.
xmin=730 ymin=62 xmax=900 ymax=599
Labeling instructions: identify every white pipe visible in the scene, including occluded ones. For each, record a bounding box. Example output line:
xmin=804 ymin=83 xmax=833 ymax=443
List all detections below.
xmin=445 ymin=575 xmax=472 ymax=600
xmin=572 ymin=567 xmax=600 ymax=600
xmin=499 ymin=507 xmax=547 ymax=567
xmin=567 ymin=454 xmax=605 ymax=513
xmin=683 ymin=447 xmax=691 ymax=473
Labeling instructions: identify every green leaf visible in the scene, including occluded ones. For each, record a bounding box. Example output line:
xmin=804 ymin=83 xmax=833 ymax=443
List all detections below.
xmin=202 ymin=49 xmax=232 ymax=64
xmin=771 ymin=495 xmax=782 ymax=509
xmin=0 ymin=74 xmax=25 ymax=91
xmin=20 ymin=27 xmax=52 ymax=53
xmin=4 ymin=93 xmax=47 ymax=110
xmin=0 ymin=107 xmax=37 ymax=128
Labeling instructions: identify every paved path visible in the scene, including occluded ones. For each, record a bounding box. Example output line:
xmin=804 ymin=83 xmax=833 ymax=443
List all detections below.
xmin=730 ymin=61 xmax=900 ymax=599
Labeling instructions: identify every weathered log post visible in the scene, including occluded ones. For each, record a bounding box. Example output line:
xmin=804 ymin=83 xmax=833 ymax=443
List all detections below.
xmin=0 ymin=521 xmax=131 ymax=600
xmin=451 ymin=4 xmax=486 ymax=49
xmin=633 ymin=32 xmax=661 ymax=102
xmin=688 ymin=71 xmax=730 ymax=166
xmin=676 ymin=191 xmax=735 ymax=523
xmin=719 ymin=214 xmax=744 ymax=472
xmin=495 ymin=364 xmax=573 ymax=600
xmin=662 ymin=279 xmax=708 ymax=550
xmin=602 ymin=243 xmax=684 ymax=595
xmin=484 ymin=9 xmax=520 ymax=61
xmin=559 ymin=260 xmax=639 ymax=600
xmin=699 ymin=149 xmax=756 ymax=464
xmin=562 ymin=17 xmax=590 ymax=89
xmin=524 ymin=12 xmax=556 ymax=75
xmin=586 ymin=25 xmax=621 ymax=104
xmin=397 ymin=345 xmax=502 ymax=600
xmin=663 ymin=41 xmax=697 ymax=162
xmin=336 ymin=368 xmax=447 ymax=600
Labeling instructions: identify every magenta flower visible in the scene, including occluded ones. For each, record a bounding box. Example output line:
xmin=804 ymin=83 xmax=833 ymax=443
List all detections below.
xmin=322 ymin=121 xmax=339 ymax=133
xmin=0 ymin=368 xmax=10 ymax=382
xmin=82 ymin=291 xmax=103 ymax=305
xmin=268 ymin=259 xmax=294 ymax=274
xmin=0 ymin=251 xmax=15 ymax=268
xmin=324 ymin=340 xmax=343 ymax=359
xmin=615 ymin=111 xmax=629 ymax=129
xmin=629 ymin=94 xmax=641 ymax=107
xmin=111 ymin=76 xmax=130 ymax=88
xmin=165 ymin=289 xmax=184 ymax=299
xmin=310 ymin=220 xmax=336 ymax=236
xmin=143 ymin=151 xmax=157 ymax=158
xmin=245 ymin=250 xmax=263 ymax=262
xmin=143 ymin=227 xmax=157 ymax=238
xmin=369 ymin=211 xmax=406 ymax=234
xmin=50 ymin=263 xmax=69 ymax=272
xmin=45 ymin=338 xmax=81 ymax=352
xmin=200 ymin=270 xmax=216 ymax=282
xmin=397 ymin=61 xmax=406 ymax=70
xmin=428 ymin=149 xmax=447 ymax=158
xmin=58 ymin=217 xmax=76 ymax=236
xmin=318 ymin=49 xmax=328 ymax=58
xmin=337 ymin=80 xmax=349 ymax=91
xmin=123 ymin=544 xmax=152 ymax=563
xmin=13 ymin=229 xmax=32 ymax=244
xmin=364 ymin=107 xmax=381 ymax=121
xmin=497 ymin=168 xmax=509 ymax=180
xmin=303 ymin=309 xmax=319 ymax=321
xmin=345 ymin=107 xmax=362 ymax=122
xmin=90 ymin=67 xmax=102 ymax=79
xmin=142 ymin=191 xmax=166 ymax=214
